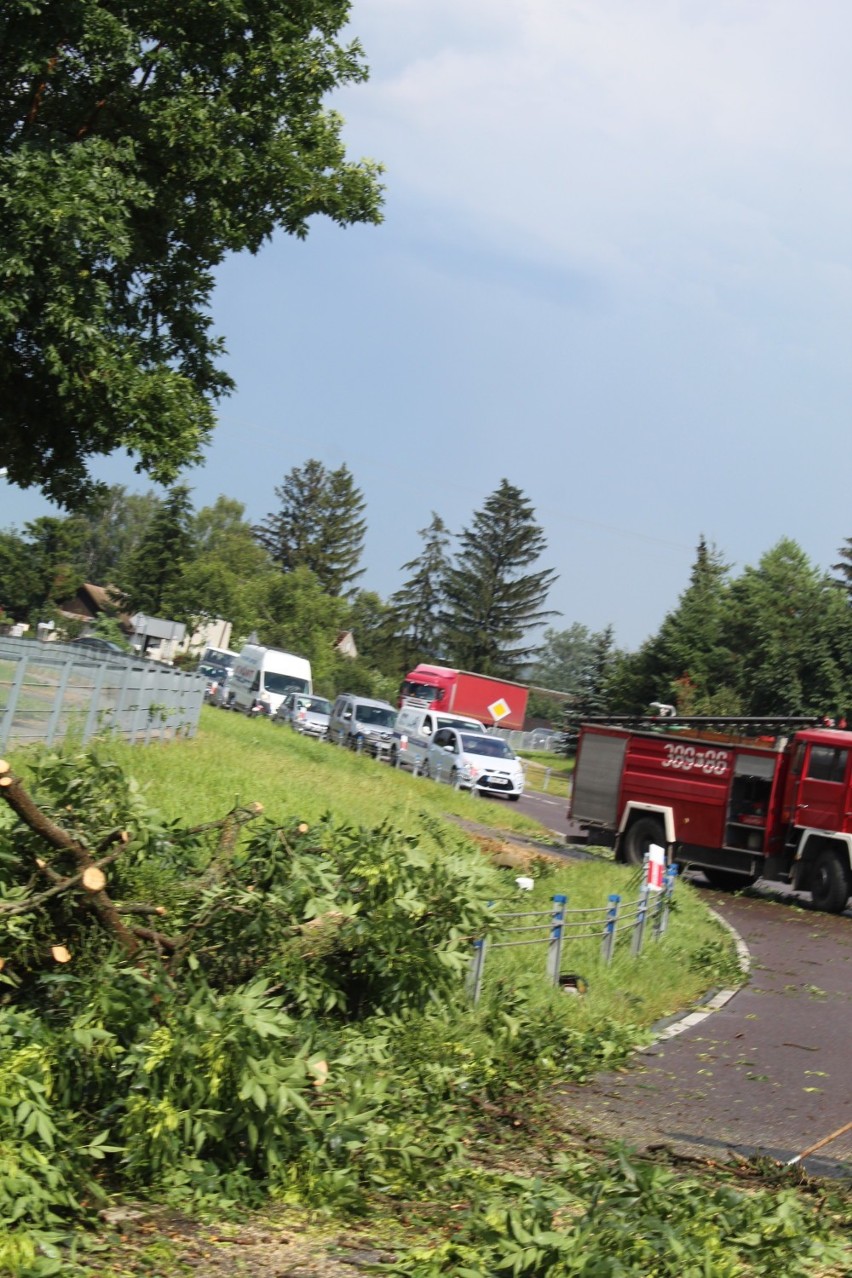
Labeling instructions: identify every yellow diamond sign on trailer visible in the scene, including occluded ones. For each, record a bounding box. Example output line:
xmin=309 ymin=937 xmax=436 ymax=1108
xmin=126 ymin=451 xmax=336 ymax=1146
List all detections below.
xmin=487 ymin=698 xmax=512 ymax=722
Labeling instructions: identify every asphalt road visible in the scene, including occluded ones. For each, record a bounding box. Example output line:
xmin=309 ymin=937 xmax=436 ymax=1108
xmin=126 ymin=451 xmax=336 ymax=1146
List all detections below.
xmin=558 ymin=888 xmax=852 ymax=1176
xmin=509 ymin=783 xmax=852 ymax=1178
xmin=514 ymin=787 xmax=570 ymax=835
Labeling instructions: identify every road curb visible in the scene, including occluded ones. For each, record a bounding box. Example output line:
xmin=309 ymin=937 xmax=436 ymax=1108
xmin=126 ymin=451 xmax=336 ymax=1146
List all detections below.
xmin=643 ymin=904 xmax=752 ymax=1048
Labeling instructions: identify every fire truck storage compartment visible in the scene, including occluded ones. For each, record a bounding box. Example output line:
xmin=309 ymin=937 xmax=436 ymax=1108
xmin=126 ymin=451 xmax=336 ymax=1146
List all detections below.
xmin=572 ymin=732 xmax=628 ymax=825
xmin=725 ymin=752 xmax=775 ymax=852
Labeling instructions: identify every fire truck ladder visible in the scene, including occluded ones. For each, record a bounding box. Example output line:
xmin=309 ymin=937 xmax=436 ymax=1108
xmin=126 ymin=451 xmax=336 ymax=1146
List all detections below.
xmin=573 ymin=714 xmax=826 ymax=740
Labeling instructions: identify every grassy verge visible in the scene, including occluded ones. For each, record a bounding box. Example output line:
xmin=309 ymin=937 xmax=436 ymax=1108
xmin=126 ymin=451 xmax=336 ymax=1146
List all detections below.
xmin=3 ymin=716 xmax=848 ymax=1278
xmin=91 ymin=705 xmax=550 ymax=840
xmin=517 ymin=748 xmax=573 ymax=798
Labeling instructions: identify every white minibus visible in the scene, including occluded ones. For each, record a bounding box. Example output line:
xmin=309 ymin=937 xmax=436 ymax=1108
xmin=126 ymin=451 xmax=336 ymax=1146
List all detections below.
xmin=229 ymin=643 xmax=312 ymax=716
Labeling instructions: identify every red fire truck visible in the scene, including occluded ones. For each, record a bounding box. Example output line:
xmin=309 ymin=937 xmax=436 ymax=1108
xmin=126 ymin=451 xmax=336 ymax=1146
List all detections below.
xmin=568 ymin=716 xmax=852 ymax=914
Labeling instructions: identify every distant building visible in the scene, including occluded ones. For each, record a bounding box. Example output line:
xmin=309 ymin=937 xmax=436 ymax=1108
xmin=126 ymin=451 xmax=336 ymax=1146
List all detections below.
xmin=334 ymin=630 xmax=358 ymax=659
xmin=129 ymin=614 xmax=187 ymax=663
xmin=181 ymin=617 xmax=233 ymax=658
xmin=58 ymin=582 xmax=127 ymax=629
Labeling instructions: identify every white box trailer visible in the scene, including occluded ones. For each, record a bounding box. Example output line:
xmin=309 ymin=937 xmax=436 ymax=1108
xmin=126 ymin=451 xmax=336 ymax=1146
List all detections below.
xmin=229 ymin=643 xmax=312 ymax=716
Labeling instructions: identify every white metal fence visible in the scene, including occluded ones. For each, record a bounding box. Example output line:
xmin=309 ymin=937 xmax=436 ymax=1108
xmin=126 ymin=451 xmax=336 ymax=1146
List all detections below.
xmin=498 ymin=728 xmax=560 ymax=753
xmin=0 ymin=637 xmax=205 ymax=752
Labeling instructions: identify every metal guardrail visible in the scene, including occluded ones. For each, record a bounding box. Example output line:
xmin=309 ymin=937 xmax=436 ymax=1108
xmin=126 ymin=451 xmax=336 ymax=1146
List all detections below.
xmin=0 ymin=637 xmax=205 ymax=752
xmin=467 ymin=869 xmax=678 ymax=1005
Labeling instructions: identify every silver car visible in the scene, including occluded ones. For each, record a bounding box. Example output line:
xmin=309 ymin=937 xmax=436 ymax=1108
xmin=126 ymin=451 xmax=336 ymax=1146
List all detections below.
xmin=424 ymin=727 xmax=524 ymax=800
xmin=274 ymin=693 xmax=332 ymax=738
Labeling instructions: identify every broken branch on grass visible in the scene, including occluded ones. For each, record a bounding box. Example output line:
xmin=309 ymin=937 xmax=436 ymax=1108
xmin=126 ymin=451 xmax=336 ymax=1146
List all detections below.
xmin=0 ymin=850 xmax=124 ymax=916
xmin=0 ymin=765 xmax=139 ymax=955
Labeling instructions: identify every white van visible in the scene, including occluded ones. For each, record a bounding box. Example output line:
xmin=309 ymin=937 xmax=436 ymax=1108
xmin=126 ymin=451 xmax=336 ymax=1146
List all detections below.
xmin=229 ymin=643 xmax=312 ymax=716
xmin=391 ymin=706 xmax=484 ymax=773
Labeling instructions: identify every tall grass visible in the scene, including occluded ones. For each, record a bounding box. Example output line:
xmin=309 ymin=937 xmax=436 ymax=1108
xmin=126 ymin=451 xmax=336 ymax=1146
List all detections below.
xmin=6 ymin=706 xmax=742 ymax=1041
xmin=80 ymin=705 xmax=548 ymax=843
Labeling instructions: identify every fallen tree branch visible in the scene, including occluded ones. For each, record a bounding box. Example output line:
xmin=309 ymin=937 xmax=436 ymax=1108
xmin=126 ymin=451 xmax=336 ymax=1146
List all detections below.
xmin=0 ymin=850 xmax=124 ymax=915
xmin=0 ymin=766 xmax=138 ymax=955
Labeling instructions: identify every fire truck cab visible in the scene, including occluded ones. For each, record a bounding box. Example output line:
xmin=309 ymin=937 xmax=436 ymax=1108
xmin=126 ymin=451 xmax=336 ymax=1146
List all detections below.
xmin=569 ymin=719 xmax=852 ymax=914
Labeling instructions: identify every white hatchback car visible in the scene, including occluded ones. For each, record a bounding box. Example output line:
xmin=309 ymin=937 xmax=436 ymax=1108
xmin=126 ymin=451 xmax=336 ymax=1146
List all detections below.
xmin=424 ymin=728 xmax=524 ymax=800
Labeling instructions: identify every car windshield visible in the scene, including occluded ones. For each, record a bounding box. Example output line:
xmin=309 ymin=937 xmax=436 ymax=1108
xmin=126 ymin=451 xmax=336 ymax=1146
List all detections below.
xmin=460 ymin=735 xmax=514 ymax=759
xmin=302 ymin=698 xmax=331 ymax=714
xmin=199 ymin=663 xmax=228 ymax=680
xmin=438 ymin=716 xmax=481 ymax=732
xmin=264 ymin=673 xmax=310 ymax=695
xmin=202 ymin=649 xmax=236 ymax=670
xmin=357 ymin=705 xmax=396 ymax=727
xmin=402 ymin=681 xmax=444 ymax=700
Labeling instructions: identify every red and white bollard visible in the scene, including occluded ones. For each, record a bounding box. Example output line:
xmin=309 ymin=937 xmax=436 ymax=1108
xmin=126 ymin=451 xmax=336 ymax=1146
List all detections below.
xmin=646 ymin=842 xmax=666 ymax=892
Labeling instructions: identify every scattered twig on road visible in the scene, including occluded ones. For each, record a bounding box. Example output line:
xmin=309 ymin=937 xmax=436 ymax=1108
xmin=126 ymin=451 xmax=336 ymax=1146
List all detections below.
xmin=786 ymin=1119 xmax=852 ymax=1166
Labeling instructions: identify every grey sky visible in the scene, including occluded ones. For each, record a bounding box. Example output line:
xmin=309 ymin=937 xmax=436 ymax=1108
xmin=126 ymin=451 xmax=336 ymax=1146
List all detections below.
xmin=3 ymin=0 xmax=851 ymax=648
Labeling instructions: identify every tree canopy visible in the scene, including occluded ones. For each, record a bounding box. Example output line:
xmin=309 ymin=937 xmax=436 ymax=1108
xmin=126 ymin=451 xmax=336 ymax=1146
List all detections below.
xmin=440 ymin=480 xmax=558 ymax=677
xmin=0 ymin=1 xmax=383 ymax=506
xmin=389 ymin=512 xmax=451 ymax=667
xmin=254 ymin=459 xmax=367 ymax=596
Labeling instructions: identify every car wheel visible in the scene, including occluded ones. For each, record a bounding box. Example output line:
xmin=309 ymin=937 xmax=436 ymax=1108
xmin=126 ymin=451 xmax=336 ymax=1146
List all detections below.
xmin=508 ymin=794 xmax=520 ymax=802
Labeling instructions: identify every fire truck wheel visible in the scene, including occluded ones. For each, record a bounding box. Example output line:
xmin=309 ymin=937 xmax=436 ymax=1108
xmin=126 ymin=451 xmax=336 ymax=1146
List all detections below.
xmin=810 ymin=849 xmax=851 ymax=914
xmin=623 ymin=816 xmax=665 ymax=866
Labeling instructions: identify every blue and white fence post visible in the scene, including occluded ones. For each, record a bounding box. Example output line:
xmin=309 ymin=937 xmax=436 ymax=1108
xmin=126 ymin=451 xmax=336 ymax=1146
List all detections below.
xmin=654 ymin=864 xmax=678 ymax=938
xmin=546 ymin=894 xmax=567 ymax=985
xmin=631 ymin=876 xmax=650 ymax=957
xmin=601 ymin=893 xmax=621 ymax=965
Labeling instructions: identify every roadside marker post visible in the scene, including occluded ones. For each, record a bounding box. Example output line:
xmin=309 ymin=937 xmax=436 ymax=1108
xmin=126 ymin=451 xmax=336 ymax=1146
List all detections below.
xmin=546 ymin=894 xmax=567 ymax=985
xmin=601 ymin=893 xmax=621 ymax=965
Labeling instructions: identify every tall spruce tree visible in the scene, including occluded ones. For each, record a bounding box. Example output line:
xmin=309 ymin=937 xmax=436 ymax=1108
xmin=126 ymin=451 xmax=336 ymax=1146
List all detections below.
xmin=831 ymin=537 xmax=852 ymax=598
xmin=440 ymin=480 xmax=558 ymax=677
xmin=254 ymin=460 xmax=366 ymax=597
xmin=121 ymin=485 xmax=195 ymax=619
xmin=389 ymin=513 xmax=451 ymax=665
xmin=607 ymin=537 xmax=734 ymax=714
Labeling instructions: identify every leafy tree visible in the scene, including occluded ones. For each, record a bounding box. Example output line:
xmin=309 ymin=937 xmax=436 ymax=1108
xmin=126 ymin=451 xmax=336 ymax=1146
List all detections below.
xmin=722 ymin=539 xmax=852 ymax=717
xmin=389 ymin=513 xmax=451 ymax=666
xmin=254 ymin=460 xmax=366 ymax=596
xmin=608 ymin=538 xmax=734 ymax=714
xmin=440 ymin=481 xmax=558 ymax=677
xmin=121 ymin=486 xmax=195 ymax=619
xmin=527 ymin=622 xmax=617 ymax=726
xmin=0 ymin=517 xmax=85 ymax=621
xmin=66 ymin=486 xmax=161 ymax=584
xmin=0 ymin=2 xmax=383 ymax=506
xmin=575 ymin=624 xmax=617 ymax=719
xmin=260 ymin=565 xmax=349 ymax=693
xmin=529 ymin=623 xmax=598 ymax=695
xmin=831 ymin=536 xmax=852 ymax=598
xmin=173 ymin=496 xmax=276 ymax=638
xmin=348 ymin=589 xmax=403 ymax=678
